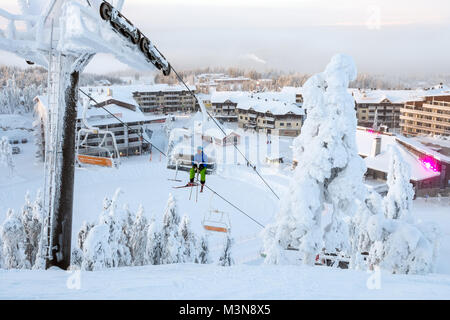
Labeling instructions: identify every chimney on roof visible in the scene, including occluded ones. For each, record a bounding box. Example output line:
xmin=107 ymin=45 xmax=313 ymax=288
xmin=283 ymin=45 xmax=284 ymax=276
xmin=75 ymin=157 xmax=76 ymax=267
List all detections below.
xmin=371 ymin=136 xmax=382 ymax=157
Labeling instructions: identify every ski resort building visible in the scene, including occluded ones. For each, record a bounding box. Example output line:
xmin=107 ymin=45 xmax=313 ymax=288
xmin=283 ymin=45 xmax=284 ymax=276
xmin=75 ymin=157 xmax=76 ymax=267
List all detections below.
xmin=356 ymin=127 xmax=450 ymax=197
xmin=236 ymin=97 xmax=305 ymax=137
xmin=352 ymin=89 xmax=420 ymax=131
xmin=131 ymin=84 xmax=198 ymax=115
xmin=34 ymin=90 xmax=166 ymax=159
xmin=400 ymin=94 xmax=450 ymax=136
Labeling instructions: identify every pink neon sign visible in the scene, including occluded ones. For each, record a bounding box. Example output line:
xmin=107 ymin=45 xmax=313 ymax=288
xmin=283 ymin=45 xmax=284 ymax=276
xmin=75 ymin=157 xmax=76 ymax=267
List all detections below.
xmin=419 ymin=156 xmax=440 ymax=173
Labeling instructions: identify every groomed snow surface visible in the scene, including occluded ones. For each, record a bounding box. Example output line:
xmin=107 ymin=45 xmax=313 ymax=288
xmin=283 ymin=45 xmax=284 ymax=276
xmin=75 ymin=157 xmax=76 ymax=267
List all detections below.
xmin=0 ymin=119 xmax=450 ymax=299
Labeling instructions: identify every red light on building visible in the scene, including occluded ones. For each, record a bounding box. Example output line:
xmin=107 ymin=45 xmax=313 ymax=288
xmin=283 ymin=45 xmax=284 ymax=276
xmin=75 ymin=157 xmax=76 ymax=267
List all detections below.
xmin=419 ymin=156 xmax=441 ymax=173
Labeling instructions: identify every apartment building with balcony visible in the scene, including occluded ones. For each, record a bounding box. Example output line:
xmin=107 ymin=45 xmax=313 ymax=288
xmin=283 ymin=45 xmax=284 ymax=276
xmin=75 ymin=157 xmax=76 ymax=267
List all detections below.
xmin=236 ymin=97 xmax=304 ymax=137
xmin=351 ymin=89 xmax=420 ymax=131
xmin=132 ymin=84 xmax=198 ymax=115
xmin=34 ymin=88 xmax=167 ymax=159
xmin=400 ymin=95 xmax=450 ymax=136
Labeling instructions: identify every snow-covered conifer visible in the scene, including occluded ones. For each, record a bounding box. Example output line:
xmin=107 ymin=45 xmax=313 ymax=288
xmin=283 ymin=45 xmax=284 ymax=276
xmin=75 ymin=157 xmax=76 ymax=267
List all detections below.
xmin=160 ymin=194 xmax=181 ymax=264
xmin=145 ymin=219 xmax=162 ymax=265
xmin=177 ymin=215 xmax=197 ymax=263
xmin=263 ymin=54 xmax=366 ymax=265
xmin=0 ymin=137 xmax=15 ymax=176
xmin=77 ymin=221 xmax=95 ymax=252
xmin=1 ymin=209 xmax=29 ymax=269
xmin=384 ymin=145 xmax=415 ymax=221
xmin=218 ymin=234 xmax=234 ymax=267
xmin=130 ymin=205 xmax=148 ymax=266
xmin=196 ymin=234 xmax=210 ymax=264
xmin=81 ymin=224 xmax=113 ymax=271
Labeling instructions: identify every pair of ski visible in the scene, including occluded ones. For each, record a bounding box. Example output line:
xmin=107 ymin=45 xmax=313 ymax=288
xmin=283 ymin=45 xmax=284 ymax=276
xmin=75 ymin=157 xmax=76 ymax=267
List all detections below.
xmin=172 ymin=180 xmax=204 ymax=202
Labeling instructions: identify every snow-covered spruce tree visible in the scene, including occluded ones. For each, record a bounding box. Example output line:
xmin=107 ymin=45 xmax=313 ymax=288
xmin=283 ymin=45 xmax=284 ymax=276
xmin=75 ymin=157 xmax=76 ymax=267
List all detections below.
xmin=196 ymin=234 xmax=210 ymax=264
xmin=177 ymin=215 xmax=197 ymax=263
xmin=130 ymin=205 xmax=149 ymax=266
xmin=218 ymin=234 xmax=234 ymax=267
xmin=81 ymin=189 xmax=133 ymax=270
xmin=1 ymin=209 xmax=30 ymax=269
xmin=349 ymin=189 xmax=384 ymax=269
xmin=81 ymin=223 xmax=113 ymax=271
xmin=0 ymin=137 xmax=15 ymax=176
xmin=26 ymin=190 xmax=43 ymax=267
xmin=77 ymin=221 xmax=95 ymax=252
xmin=20 ymin=191 xmax=34 ymax=266
xmin=263 ymin=54 xmax=367 ymax=265
xmin=160 ymin=194 xmax=181 ymax=264
xmin=384 ymin=145 xmax=415 ymax=221
xmin=100 ymin=189 xmax=132 ymax=268
xmin=145 ymin=218 xmax=162 ymax=265
xmin=364 ymin=146 xmax=438 ymax=275
xmin=32 ymin=115 xmax=45 ymax=162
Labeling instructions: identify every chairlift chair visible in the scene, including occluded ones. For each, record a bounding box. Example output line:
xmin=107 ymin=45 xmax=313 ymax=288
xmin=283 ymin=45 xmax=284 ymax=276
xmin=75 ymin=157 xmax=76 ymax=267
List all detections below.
xmin=202 ymin=193 xmax=231 ymax=233
xmin=75 ymin=100 xmax=121 ymax=168
xmin=76 ymin=127 xmax=121 ymax=168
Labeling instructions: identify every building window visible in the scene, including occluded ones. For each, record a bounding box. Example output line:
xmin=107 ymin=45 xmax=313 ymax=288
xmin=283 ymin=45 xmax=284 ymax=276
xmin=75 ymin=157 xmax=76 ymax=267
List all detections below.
xmin=280 ymin=123 xmax=284 ymax=126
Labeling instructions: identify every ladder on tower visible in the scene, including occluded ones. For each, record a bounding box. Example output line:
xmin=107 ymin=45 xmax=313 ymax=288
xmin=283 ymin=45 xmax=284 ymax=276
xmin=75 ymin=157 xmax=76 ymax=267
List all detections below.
xmin=41 ymin=20 xmax=63 ymax=263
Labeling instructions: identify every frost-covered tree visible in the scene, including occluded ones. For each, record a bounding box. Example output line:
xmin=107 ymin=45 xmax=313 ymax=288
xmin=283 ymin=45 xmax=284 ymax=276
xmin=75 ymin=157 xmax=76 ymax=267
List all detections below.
xmin=33 ymin=116 xmax=45 ymax=162
xmin=0 ymin=136 xmax=15 ymax=176
xmin=177 ymin=215 xmax=197 ymax=263
xmin=130 ymin=205 xmax=148 ymax=266
xmin=196 ymin=234 xmax=210 ymax=264
xmin=349 ymin=189 xmax=384 ymax=269
xmin=99 ymin=189 xmax=132 ymax=268
xmin=384 ymin=145 xmax=415 ymax=221
xmin=1 ymin=209 xmax=29 ymax=269
xmin=77 ymin=221 xmax=95 ymax=252
xmin=145 ymin=219 xmax=162 ymax=265
xmin=81 ymin=189 xmax=133 ymax=270
xmin=21 ymin=190 xmax=44 ymax=267
xmin=218 ymin=234 xmax=234 ymax=267
xmin=20 ymin=191 xmax=34 ymax=266
xmin=160 ymin=194 xmax=181 ymax=264
xmin=263 ymin=54 xmax=367 ymax=265
xmin=81 ymin=224 xmax=113 ymax=271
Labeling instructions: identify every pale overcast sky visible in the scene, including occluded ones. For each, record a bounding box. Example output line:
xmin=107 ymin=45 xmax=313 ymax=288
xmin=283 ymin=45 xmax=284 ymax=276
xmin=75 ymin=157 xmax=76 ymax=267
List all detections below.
xmin=1 ymin=0 xmax=449 ymax=75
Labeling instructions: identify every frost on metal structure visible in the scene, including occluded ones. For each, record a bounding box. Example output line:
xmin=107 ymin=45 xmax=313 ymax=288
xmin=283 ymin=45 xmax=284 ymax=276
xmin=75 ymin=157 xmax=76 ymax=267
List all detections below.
xmin=0 ymin=0 xmax=171 ymax=270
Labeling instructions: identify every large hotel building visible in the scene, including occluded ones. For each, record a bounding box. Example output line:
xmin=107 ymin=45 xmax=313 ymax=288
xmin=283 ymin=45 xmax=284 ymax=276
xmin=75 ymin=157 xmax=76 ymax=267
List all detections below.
xmin=400 ymin=95 xmax=450 ymax=136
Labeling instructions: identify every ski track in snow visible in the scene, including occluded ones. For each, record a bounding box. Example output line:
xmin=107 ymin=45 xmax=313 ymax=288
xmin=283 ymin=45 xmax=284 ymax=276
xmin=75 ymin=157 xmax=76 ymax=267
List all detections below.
xmin=1 ymin=120 xmax=450 ymax=299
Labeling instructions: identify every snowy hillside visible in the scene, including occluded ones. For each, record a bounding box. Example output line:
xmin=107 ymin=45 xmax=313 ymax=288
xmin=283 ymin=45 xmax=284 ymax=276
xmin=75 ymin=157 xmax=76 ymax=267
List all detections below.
xmin=0 ymin=115 xmax=450 ymax=299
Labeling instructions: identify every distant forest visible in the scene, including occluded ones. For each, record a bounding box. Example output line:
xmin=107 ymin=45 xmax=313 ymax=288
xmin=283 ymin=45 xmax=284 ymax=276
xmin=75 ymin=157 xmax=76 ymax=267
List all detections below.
xmin=1 ymin=64 xmax=449 ymax=114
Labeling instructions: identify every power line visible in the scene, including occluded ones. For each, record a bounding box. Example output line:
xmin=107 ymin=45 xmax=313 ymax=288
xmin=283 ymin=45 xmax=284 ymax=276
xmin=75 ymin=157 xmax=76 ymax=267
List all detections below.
xmin=170 ymin=68 xmax=281 ymax=200
xmin=79 ymin=88 xmax=167 ymax=157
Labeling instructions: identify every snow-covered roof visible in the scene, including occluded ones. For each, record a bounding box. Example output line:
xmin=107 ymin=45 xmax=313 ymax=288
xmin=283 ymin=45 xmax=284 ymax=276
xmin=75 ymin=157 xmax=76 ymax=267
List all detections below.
xmin=204 ymin=128 xmax=238 ymax=139
xmin=237 ymin=98 xmax=304 ymax=116
xmin=351 ymin=87 xmax=450 ymax=104
xmin=356 ymin=129 xmax=441 ymax=181
xmin=35 ymin=95 xmax=165 ymax=127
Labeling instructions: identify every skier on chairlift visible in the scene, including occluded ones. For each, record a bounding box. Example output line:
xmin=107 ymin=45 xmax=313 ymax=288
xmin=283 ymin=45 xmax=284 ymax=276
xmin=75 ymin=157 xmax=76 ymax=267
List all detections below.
xmin=188 ymin=146 xmax=208 ymax=192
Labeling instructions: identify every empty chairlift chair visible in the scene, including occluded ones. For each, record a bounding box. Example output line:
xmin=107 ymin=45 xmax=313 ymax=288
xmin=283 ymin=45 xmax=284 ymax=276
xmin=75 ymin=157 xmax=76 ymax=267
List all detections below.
xmin=202 ymin=194 xmax=231 ymax=233
xmin=75 ymin=100 xmax=121 ymax=168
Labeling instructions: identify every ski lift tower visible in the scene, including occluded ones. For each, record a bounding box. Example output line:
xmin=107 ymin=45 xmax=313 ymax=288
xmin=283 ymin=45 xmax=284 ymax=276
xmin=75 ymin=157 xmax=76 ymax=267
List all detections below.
xmin=0 ymin=0 xmax=171 ymax=270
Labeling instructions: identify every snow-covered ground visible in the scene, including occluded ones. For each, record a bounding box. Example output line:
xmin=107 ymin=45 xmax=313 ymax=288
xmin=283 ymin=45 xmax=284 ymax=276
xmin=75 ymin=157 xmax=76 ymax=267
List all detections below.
xmin=0 ymin=116 xmax=449 ymax=299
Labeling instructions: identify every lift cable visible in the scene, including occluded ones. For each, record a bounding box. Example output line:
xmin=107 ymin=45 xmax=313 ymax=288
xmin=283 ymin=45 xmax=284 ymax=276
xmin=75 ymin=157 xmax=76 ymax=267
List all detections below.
xmin=79 ymin=88 xmax=168 ymax=157
xmin=79 ymin=88 xmax=267 ymax=230
xmin=170 ymin=68 xmax=281 ymax=200
xmin=204 ymin=184 xmax=265 ymax=229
